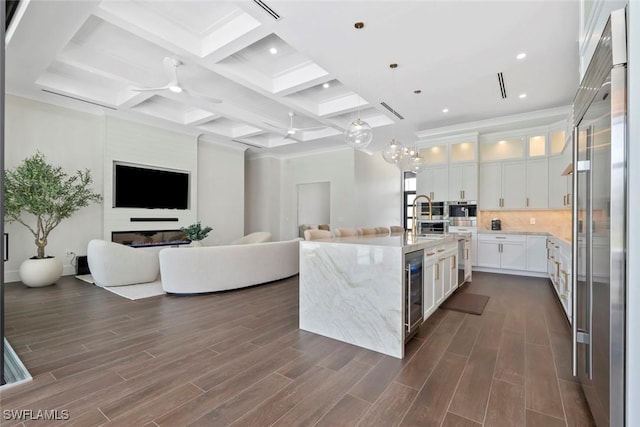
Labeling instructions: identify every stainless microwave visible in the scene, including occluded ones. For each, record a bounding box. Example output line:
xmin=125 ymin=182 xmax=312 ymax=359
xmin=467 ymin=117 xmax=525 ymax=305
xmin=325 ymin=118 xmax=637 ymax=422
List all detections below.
xmin=419 ymin=201 xmax=448 ymax=220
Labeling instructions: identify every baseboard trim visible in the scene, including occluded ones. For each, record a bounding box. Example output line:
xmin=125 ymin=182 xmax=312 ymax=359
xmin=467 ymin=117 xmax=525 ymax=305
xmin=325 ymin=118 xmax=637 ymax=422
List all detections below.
xmin=472 ymin=267 xmax=548 ymax=278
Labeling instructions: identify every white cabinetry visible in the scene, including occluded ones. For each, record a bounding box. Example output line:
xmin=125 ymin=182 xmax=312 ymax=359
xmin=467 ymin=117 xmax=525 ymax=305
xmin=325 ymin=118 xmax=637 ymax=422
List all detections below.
xmin=526 ymin=159 xmax=549 ymax=209
xmin=546 ymin=236 xmax=572 ymax=321
xmin=423 ymin=241 xmax=458 ymax=320
xmin=423 ymin=250 xmax=437 ymax=318
xmin=479 ymin=161 xmax=526 ymax=209
xmin=548 ymin=154 xmax=572 ymax=209
xmin=526 ymin=235 xmax=548 ymax=272
xmin=477 ymin=234 xmax=527 ymax=270
xmin=416 ymin=166 xmax=449 ymax=201
xmin=448 ymin=164 xmax=477 ymax=201
xmin=449 ymin=226 xmax=477 ymax=266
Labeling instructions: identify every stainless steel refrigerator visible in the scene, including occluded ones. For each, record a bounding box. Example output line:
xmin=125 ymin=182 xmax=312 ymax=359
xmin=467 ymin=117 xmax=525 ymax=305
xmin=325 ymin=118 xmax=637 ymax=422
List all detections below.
xmin=572 ymin=8 xmax=627 ymax=427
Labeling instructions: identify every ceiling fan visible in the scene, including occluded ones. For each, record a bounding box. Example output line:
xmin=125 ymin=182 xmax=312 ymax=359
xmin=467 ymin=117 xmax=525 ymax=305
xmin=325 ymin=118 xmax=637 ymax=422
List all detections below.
xmin=131 ymin=57 xmax=222 ymax=103
xmin=264 ymin=111 xmax=328 ymax=139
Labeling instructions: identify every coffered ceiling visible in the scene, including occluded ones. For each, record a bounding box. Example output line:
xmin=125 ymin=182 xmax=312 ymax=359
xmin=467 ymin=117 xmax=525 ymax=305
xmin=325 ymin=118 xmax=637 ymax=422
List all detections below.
xmin=5 ymin=0 xmax=580 ymax=156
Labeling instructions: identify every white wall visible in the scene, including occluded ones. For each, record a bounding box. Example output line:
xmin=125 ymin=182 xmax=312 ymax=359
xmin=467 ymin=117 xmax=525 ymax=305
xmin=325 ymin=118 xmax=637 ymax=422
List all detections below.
xmin=626 ymin=1 xmax=638 ymax=424
xmin=245 ymin=148 xmax=403 ymax=240
xmin=103 ymin=117 xmax=197 ymax=239
xmin=280 ymin=149 xmax=357 ymax=240
xmin=354 ymin=150 xmax=402 ymax=228
xmin=297 ymin=182 xmax=330 ymax=226
xmin=4 ymin=96 xmax=104 ymax=281
xmin=245 ymin=156 xmax=282 ymax=238
xmin=197 ymin=140 xmax=245 ymax=245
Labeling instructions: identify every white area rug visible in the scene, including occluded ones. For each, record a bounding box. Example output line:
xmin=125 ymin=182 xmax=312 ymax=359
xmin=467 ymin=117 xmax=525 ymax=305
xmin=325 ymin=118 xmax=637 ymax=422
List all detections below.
xmin=75 ymin=274 xmax=165 ymax=300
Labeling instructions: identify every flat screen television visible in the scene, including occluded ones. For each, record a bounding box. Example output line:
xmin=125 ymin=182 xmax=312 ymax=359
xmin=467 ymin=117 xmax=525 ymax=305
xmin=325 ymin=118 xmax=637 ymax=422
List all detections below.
xmin=114 ymin=163 xmax=189 ymax=209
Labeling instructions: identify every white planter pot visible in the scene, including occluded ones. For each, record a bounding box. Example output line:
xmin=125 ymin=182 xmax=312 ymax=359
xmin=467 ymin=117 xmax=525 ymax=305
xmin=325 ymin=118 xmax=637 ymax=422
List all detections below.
xmin=19 ymin=257 xmax=63 ymax=287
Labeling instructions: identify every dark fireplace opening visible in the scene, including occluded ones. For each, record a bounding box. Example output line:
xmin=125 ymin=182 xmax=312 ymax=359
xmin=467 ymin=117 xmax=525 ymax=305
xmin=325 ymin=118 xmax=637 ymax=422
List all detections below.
xmin=112 ymin=230 xmax=190 ymax=248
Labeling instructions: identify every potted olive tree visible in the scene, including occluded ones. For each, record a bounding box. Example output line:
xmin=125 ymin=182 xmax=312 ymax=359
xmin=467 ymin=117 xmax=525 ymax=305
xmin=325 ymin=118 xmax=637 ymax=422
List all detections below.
xmin=180 ymin=221 xmax=212 ymax=247
xmin=4 ymin=152 xmax=102 ymax=287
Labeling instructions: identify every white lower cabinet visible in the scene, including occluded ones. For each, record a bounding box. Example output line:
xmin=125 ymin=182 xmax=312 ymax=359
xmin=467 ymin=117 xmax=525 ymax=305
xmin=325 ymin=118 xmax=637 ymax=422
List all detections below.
xmin=423 ymin=242 xmax=457 ymax=320
xmin=526 ymin=235 xmax=548 ymax=272
xmin=476 ymin=234 xmax=526 ymax=271
xmin=546 ymin=236 xmax=572 ymax=322
xmin=423 ymin=250 xmax=437 ymax=319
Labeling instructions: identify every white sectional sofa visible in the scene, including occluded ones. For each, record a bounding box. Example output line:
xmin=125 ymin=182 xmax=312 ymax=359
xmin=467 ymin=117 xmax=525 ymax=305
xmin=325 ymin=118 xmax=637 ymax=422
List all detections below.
xmin=159 ymin=238 xmax=301 ymax=294
xmin=87 ymin=239 xmax=160 ymax=287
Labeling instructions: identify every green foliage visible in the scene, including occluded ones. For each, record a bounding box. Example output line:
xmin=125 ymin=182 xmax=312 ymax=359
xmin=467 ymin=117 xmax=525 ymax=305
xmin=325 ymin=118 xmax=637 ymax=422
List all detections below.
xmin=4 ymin=152 xmax=102 ymax=258
xmin=180 ymin=221 xmax=212 ymax=241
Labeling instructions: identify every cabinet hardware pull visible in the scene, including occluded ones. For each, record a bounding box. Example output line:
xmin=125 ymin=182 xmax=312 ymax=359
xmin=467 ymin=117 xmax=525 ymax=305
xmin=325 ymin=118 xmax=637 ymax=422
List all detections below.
xmin=495 ymin=236 xmax=506 ymax=239
xmin=435 ymin=263 xmax=440 ymax=280
xmin=462 ymin=190 xmax=465 ymax=199
xmin=437 ymin=248 xmax=445 ymax=253
xmin=426 ymin=252 xmax=435 ymax=256
xmin=563 ymin=194 xmax=567 ymax=206
xmin=452 ymin=255 xmax=456 ymax=269
xmin=466 ymin=248 xmax=469 ymax=259
xmin=405 ymin=266 xmax=412 ymax=333
xmin=526 ymin=197 xmax=529 ymax=207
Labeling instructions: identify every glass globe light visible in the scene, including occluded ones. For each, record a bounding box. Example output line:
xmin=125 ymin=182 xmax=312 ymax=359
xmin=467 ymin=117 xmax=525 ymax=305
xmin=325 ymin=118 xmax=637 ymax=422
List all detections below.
xmin=382 ymin=139 xmax=404 ymax=163
xmin=397 ymin=146 xmax=417 ymax=171
xmin=344 ymin=118 xmax=373 ymax=148
xmin=409 ymin=152 xmax=427 ymax=173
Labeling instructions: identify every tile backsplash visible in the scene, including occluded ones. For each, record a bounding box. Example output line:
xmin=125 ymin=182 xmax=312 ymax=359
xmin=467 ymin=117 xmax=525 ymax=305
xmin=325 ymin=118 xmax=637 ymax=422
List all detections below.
xmin=478 ymin=210 xmax=572 ymax=239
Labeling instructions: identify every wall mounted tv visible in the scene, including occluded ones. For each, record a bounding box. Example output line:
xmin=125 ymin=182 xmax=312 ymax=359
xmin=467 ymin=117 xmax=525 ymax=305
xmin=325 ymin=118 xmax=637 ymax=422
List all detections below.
xmin=114 ymin=163 xmax=189 ymax=210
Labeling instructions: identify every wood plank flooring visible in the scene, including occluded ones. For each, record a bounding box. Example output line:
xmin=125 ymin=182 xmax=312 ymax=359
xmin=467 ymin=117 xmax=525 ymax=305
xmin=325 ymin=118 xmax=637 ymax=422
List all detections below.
xmin=0 ymin=272 xmax=594 ymax=426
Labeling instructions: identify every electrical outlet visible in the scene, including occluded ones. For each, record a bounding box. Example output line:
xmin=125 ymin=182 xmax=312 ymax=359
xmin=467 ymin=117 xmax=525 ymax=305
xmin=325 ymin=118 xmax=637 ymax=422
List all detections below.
xmin=66 ymin=250 xmax=75 ymax=257
xmin=530 ymin=218 xmax=536 ymax=225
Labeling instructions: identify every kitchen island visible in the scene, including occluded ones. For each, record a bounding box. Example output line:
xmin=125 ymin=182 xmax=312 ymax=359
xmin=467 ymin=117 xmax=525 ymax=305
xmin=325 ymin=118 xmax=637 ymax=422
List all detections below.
xmin=299 ymin=233 xmax=458 ymax=359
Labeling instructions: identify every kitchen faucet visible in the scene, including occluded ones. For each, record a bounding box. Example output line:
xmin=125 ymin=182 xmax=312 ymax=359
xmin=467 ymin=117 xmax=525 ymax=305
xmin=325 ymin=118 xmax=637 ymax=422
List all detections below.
xmin=411 ymin=194 xmax=432 ymax=237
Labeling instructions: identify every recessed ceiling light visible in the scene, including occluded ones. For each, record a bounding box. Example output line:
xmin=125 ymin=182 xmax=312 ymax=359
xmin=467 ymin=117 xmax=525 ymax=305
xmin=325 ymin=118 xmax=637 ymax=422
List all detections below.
xmin=169 ymin=85 xmax=183 ymax=93
xmin=269 ymin=47 xmax=278 ymax=55
xmin=516 ymin=52 xmax=527 ymax=60
xmin=519 ymin=93 xmax=527 ymax=99
xmin=442 ymin=108 xmax=449 ymax=113
xmin=322 ymin=82 xmax=330 ymax=89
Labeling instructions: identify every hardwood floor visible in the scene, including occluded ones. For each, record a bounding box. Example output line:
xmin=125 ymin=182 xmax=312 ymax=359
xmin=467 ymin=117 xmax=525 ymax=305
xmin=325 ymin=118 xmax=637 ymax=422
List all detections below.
xmin=0 ymin=272 xmax=594 ymax=426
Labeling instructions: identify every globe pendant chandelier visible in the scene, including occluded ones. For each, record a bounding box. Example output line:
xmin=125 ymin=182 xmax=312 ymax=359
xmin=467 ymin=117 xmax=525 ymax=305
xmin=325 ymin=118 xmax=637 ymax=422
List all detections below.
xmin=381 ymin=66 xmax=426 ymax=173
xmin=344 ymin=22 xmax=373 ymax=149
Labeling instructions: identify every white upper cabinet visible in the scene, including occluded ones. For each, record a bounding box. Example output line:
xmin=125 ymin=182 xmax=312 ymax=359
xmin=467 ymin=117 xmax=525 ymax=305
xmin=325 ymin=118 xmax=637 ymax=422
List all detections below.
xmin=526 ymin=158 xmax=549 ymax=209
xmin=502 ymin=161 xmax=527 ymax=209
xmin=548 ymin=130 xmax=572 ymax=209
xmin=416 ymin=137 xmax=477 ymax=202
xmin=479 ymin=161 xmax=526 ymax=210
xmin=449 ymin=163 xmax=478 ymax=201
xmin=416 ymin=165 xmax=449 ymax=202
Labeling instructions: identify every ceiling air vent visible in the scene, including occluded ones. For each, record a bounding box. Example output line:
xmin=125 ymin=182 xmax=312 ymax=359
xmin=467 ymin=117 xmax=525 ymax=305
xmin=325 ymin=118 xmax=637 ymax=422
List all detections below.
xmin=380 ymin=102 xmax=404 ymax=120
xmin=252 ymin=0 xmax=280 ymax=20
xmin=497 ymin=72 xmax=507 ymax=99
xmin=41 ymin=89 xmax=117 ymax=110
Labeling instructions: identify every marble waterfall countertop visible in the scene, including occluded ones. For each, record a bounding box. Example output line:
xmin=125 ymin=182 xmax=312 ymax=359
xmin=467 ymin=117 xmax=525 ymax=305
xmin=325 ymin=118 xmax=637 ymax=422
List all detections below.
xmin=299 ymin=233 xmax=457 ymax=359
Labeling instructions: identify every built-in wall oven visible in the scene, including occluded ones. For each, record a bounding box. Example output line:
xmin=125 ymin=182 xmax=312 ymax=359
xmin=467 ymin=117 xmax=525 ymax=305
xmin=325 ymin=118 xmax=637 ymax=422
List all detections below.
xmin=419 ymin=201 xmax=448 ymax=220
xmin=404 ymin=250 xmax=423 ymax=342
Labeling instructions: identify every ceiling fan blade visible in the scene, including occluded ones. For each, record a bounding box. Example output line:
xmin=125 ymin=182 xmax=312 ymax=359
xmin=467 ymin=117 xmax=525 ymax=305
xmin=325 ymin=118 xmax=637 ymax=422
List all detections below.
xmin=162 ymin=56 xmax=180 ymax=87
xmin=262 ymin=121 xmax=288 ymax=132
xmin=130 ymin=85 xmax=170 ymax=92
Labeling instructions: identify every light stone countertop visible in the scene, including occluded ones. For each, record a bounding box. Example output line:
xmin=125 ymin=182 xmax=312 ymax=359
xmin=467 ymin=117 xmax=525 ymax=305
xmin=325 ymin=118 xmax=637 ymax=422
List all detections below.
xmin=478 ymin=229 xmax=571 ymax=245
xmin=303 ymin=233 xmax=458 ymax=253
